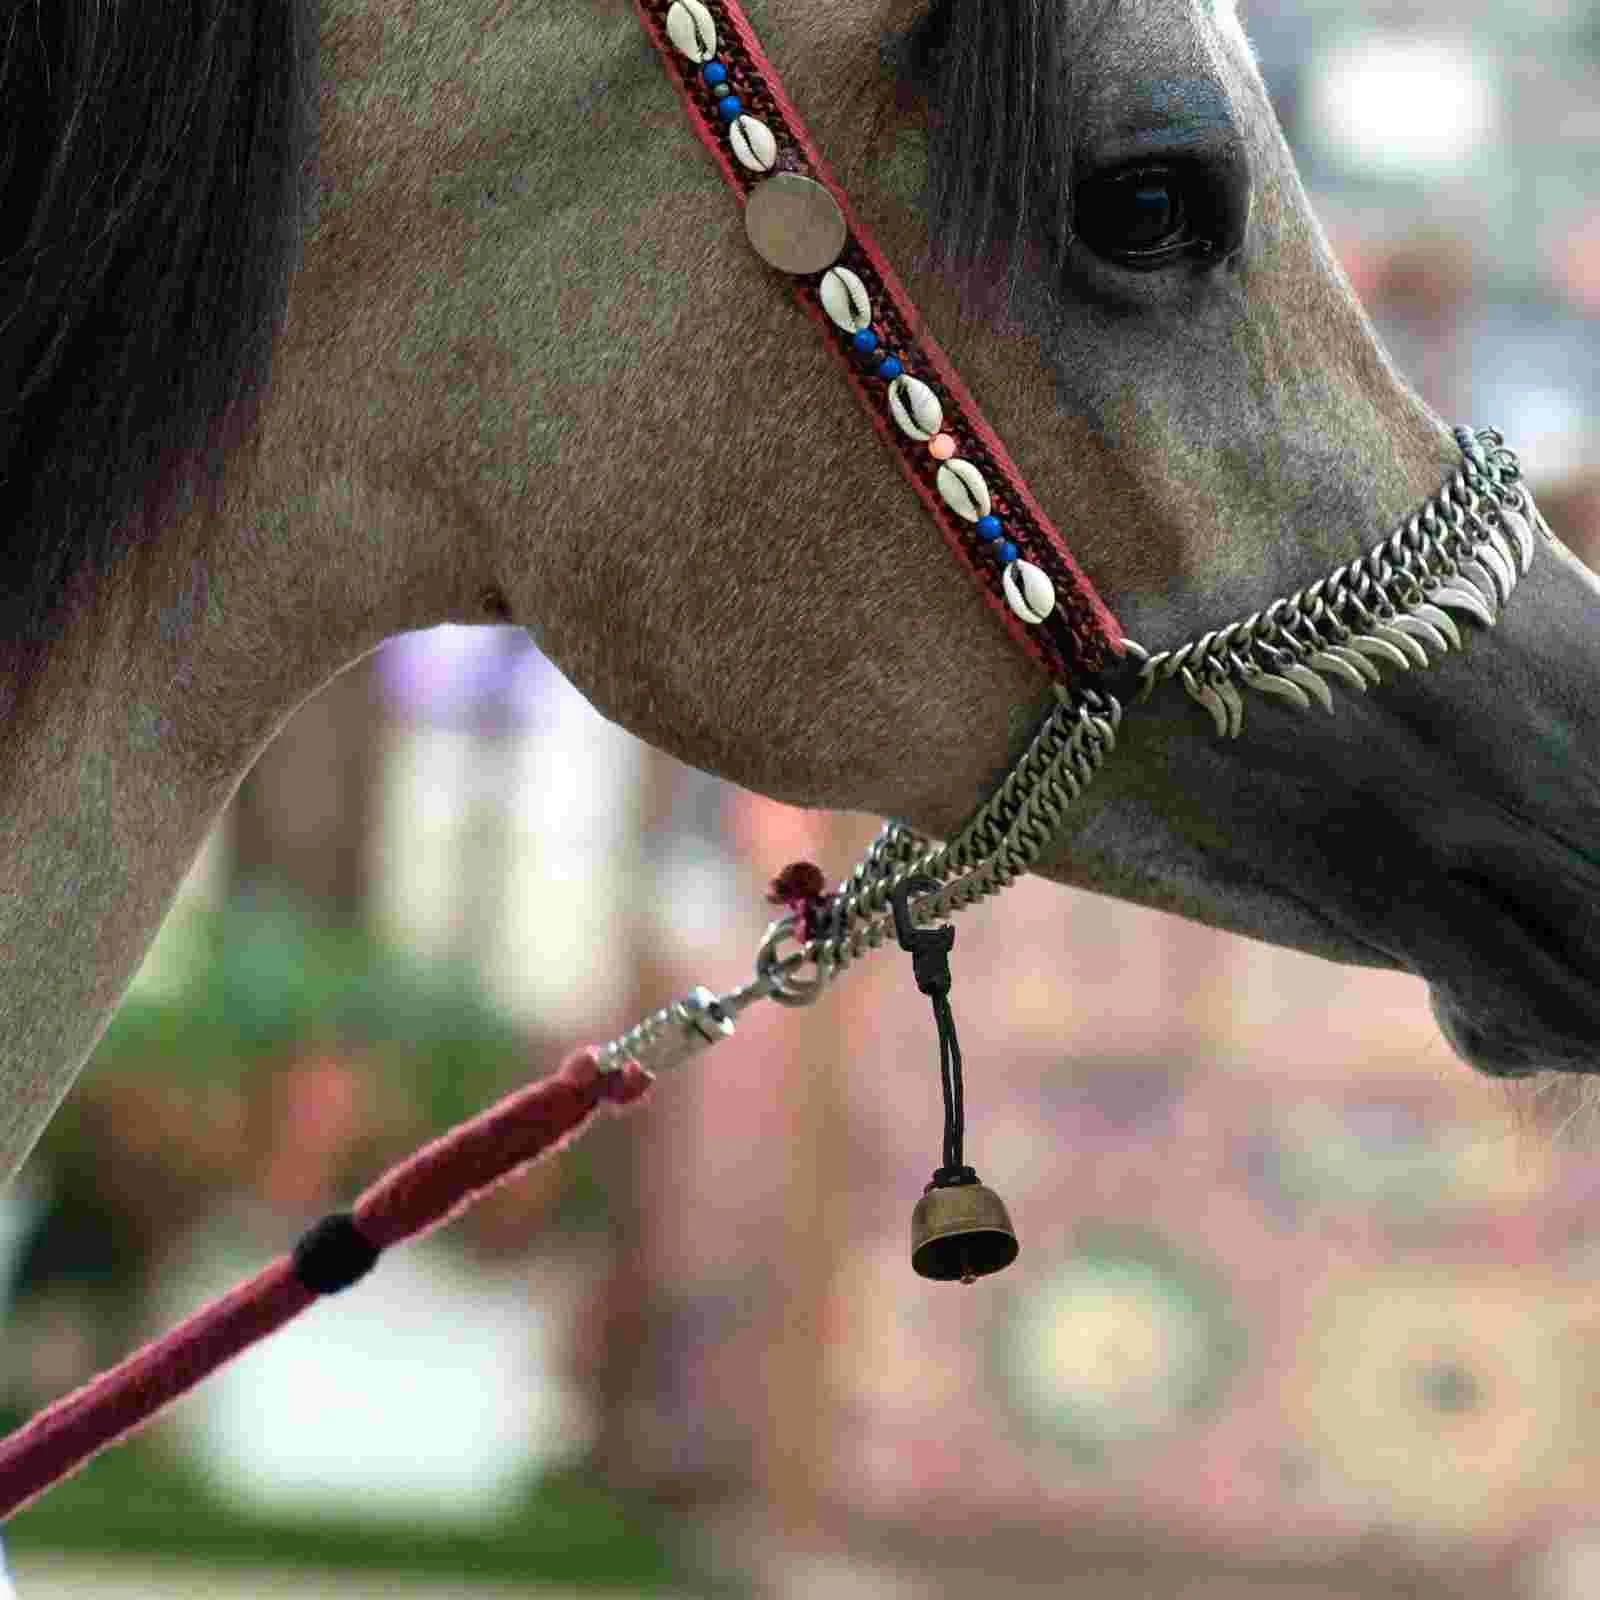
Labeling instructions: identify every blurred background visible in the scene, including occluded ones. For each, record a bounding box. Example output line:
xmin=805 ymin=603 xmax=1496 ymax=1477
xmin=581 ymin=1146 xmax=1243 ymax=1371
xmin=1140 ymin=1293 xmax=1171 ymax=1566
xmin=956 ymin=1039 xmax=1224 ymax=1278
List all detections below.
xmin=4 ymin=1 xmax=1600 ymax=1596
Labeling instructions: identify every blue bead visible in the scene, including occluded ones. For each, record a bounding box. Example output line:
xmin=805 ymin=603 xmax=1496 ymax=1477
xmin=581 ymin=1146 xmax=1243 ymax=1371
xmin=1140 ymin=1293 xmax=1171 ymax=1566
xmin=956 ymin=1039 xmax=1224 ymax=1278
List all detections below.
xmin=851 ymin=328 xmax=878 ymax=354
xmin=702 ymin=62 xmax=727 ymax=85
xmin=976 ymin=515 xmax=1001 ymax=542
xmin=997 ymin=540 xmax=1019 ymax=564
xmin=877 ymin=356 xmax=903 ymax=379
xmin=717 ymin=95 xmax=742 ymax=121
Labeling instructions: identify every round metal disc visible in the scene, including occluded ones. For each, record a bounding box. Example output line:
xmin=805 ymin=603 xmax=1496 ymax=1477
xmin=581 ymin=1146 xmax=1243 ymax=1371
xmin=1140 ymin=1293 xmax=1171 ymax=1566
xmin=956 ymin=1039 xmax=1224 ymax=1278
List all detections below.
xmin=744 ymin=172 xmax=846 ymax=275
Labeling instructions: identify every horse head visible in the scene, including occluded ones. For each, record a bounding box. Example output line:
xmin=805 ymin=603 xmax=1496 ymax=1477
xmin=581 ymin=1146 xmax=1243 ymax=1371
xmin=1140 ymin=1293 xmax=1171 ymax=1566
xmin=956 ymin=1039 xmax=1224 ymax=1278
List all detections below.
xmin=0 ymin=0 xmax=1595 ymax=1191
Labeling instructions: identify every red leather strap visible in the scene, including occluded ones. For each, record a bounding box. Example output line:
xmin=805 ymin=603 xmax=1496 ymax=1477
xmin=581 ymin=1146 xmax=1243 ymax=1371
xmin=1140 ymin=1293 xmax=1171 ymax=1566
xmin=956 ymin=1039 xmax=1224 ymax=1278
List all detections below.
xmin=632 ymin=0 xmax=1124 ymax=684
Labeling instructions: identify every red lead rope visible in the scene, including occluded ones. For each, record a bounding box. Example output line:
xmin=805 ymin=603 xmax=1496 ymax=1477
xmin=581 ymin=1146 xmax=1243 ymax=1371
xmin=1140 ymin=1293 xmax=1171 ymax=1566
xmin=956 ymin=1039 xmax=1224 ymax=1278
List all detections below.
xmin=0 ymin=1047 xmax=653 ymax=1521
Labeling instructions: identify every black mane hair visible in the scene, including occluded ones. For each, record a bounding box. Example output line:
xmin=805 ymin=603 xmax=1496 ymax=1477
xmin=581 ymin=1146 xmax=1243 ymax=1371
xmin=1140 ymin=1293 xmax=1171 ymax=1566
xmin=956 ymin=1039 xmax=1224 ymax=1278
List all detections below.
xmin=0 ymin=0 xmax=320 ymax=677
xmin=886 ymin=0 xmax=1121 ymax=309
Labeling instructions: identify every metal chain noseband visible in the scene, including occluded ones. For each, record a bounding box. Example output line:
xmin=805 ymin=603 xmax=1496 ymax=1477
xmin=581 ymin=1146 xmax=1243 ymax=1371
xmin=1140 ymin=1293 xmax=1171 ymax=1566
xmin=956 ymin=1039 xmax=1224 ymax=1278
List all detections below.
xmin=1122 ymin=427 xmax=1551 ymax=738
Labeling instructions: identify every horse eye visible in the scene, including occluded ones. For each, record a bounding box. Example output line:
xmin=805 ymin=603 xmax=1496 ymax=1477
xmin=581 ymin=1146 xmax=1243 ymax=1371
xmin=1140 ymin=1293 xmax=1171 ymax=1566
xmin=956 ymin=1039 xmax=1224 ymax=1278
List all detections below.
xmin=1074 ymin=168 xmax=1207 ymax=269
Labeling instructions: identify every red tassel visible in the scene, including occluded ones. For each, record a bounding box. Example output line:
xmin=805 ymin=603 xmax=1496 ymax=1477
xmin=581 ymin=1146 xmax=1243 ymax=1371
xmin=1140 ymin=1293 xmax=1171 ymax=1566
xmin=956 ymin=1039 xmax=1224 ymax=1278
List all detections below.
xmin=766 ymin=860 xmax=830 ymax=944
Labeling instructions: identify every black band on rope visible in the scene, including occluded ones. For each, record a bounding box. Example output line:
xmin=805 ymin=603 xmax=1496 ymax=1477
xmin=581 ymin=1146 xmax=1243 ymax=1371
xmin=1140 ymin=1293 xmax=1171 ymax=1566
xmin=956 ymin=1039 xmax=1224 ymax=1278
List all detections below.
xmin=292 ymin=1211 xmax=381 ymax=1296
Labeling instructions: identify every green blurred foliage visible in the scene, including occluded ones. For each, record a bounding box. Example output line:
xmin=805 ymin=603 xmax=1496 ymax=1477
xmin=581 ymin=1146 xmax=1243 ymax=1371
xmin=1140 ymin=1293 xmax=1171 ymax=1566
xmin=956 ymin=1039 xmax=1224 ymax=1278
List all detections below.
xmin=28 ymin=881 xmax=615 ymax=1234
xmin=0 ymin=1430 xmax=742 ymax=1593
xmin=100 ymin=883 xmax=525 ymax=1119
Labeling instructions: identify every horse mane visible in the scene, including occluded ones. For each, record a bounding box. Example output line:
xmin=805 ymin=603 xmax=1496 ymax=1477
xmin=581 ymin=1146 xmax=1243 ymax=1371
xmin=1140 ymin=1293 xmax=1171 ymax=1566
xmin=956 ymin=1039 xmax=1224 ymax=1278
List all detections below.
xmin=887 ymin=0 xmax=1123 ymax=310
xmin=0 ymin=0 xmax=320 ymax=674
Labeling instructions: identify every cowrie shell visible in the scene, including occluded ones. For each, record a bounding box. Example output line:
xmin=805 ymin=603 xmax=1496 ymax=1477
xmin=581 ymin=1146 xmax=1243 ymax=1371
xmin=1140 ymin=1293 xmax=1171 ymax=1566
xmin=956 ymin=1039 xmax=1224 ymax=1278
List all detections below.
xmin=936 ymin=457 xmax=990 ymax=521
xmin=888 ymin=375 xmax=943 ymax=442
xmin=819 ymin=265 xmax=871 ymax=333
xmin=1002 ymin=560 xmax=1055 ymax=625
xmin=666 ymin=0 xmax=717 ymax=62
xmin=728 ymin=115 xmax=777 ymax=173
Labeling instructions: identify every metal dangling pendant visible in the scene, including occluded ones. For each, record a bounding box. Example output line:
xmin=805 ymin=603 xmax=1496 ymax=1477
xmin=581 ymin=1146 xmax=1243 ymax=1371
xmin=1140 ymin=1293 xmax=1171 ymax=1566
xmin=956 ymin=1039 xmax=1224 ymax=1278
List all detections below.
xmin=910 ymin=1174 xmax=1018 ymax=1284
xmin=890 ymin=875 xmax=1020 ymax=1285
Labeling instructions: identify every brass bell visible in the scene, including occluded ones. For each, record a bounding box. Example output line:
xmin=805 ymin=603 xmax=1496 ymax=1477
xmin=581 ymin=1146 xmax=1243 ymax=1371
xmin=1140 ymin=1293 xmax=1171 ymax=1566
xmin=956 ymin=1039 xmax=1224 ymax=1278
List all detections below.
xmin=910 ymin=1175 xmax=1019 ymax=1284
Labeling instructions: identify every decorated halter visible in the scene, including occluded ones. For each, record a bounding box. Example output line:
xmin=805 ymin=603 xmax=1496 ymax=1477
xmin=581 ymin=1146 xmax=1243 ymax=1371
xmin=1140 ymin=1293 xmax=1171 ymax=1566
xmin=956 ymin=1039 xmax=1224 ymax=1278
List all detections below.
xmin=614 ymin=0 xmax=1554 ymax=1249
xmin=0 ymin=0 xmax=1560 ymax=1520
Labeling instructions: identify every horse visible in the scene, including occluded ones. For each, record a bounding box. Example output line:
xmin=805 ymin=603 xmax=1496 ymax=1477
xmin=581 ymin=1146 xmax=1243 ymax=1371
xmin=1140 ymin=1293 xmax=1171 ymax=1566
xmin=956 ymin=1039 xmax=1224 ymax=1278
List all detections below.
xmin=2 ymin=0 xmax=1597 ymax=1206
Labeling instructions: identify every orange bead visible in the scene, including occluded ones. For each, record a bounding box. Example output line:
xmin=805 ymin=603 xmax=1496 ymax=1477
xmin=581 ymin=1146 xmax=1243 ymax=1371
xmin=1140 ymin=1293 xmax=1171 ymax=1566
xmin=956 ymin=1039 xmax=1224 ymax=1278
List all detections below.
xmin=928 ymin=432 xmax=956 ymax=460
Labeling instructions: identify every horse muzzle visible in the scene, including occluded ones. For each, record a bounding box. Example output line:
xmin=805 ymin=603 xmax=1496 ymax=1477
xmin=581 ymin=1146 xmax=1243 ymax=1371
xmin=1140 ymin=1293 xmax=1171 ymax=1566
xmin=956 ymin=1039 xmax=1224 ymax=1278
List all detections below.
xmin=1430 ymin=982 xmax=1600 ymax=1079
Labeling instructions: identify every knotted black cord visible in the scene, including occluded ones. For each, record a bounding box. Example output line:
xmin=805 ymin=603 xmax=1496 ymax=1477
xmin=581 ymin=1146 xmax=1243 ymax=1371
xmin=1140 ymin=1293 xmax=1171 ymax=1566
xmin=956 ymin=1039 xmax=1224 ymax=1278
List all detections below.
xmin=891 ymin=876 xmax=977 ymax=1189
xmin=929 ymin=989 xmax=976 ymax=1184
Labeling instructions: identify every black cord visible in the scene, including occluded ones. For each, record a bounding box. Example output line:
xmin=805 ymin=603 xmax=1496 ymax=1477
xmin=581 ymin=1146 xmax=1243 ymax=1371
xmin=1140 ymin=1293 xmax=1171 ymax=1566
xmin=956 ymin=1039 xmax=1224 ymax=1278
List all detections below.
xmin=891 ymin=877 xmax=977 ymax=1190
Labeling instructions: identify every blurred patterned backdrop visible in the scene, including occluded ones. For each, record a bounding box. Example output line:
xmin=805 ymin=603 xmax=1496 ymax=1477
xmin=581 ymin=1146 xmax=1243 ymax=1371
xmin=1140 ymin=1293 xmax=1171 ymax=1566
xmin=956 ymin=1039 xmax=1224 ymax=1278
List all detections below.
xmin=3 ymin=3 xmax=1599 ymax=1597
